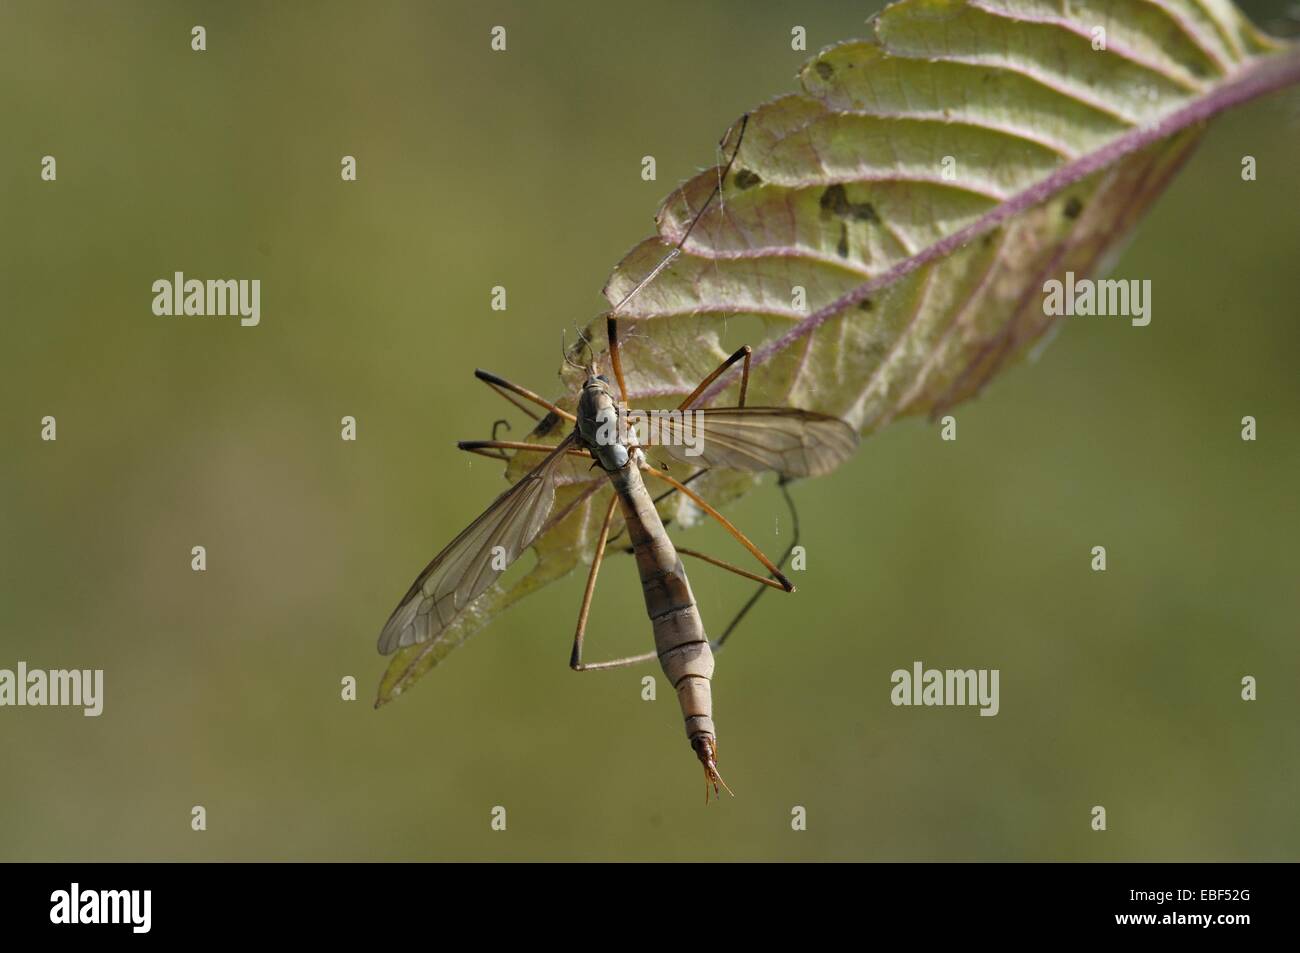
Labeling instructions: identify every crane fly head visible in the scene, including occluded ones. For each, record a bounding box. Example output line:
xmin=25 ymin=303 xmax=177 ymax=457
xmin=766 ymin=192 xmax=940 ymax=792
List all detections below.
xmin=577 ymin=349 xmax=618 ymax=404
xmin=582 ymin=370 xmax=613 ymax=397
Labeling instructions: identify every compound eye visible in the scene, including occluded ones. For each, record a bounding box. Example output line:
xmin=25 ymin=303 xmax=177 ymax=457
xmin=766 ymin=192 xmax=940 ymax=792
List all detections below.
xmin=596 ymin=374 xmax=609 ymax=384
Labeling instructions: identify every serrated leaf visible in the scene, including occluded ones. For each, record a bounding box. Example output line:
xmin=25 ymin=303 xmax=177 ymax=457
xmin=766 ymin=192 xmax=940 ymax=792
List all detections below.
xmin=378 ymin=0 xmax=1297 ymax=704
xmin=571 ymin=0 xmax=1295 ymax=527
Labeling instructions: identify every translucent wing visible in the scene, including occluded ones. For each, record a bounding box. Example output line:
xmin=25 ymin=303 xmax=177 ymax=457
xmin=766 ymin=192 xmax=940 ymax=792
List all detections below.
xmin=378 ymin=434 xmax=577 ymax=655
xmin=649 ymin=407 xmax=857 ymax=478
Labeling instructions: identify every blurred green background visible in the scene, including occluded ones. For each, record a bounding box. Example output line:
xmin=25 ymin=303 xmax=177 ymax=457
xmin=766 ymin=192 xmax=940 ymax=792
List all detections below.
xmin=1 ymin=0 xmax=1297 ymax=861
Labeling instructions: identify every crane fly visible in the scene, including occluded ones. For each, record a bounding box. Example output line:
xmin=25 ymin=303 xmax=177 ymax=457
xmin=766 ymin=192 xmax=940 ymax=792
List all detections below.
xmin=376 ymin=114 xmax=859 ymax=799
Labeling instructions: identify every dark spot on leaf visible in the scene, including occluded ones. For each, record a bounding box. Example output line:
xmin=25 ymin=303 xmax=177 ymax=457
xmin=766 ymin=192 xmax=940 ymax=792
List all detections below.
xmin=820 ymin=183 xmax=878 ymax=223
xmin=858 ymin=298 xmax=874 ymax=311
xmin=819 ymin=184 xmax=844 ymax=215
xmin=1063 ymin=196 xmax=1083 ymax=219
xmin=851 ymin=203 xmax=877 ymax=223
xmin=815 ymin=60 xmax=834 ymax=81
xmin=836 ymin=222 xmax=849 ymax=259
xmin=733 ymin=168 xmax=762 ymax=190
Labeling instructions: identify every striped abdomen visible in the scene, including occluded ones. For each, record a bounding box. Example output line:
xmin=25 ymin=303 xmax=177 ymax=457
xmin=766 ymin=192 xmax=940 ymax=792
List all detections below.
xmin=607 ymin=463 xmax=716 ymax=748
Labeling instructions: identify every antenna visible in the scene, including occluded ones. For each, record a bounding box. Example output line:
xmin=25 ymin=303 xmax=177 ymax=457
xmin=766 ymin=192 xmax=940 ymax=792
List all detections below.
xmin=603 ymin=112 xmax=751 ymax=405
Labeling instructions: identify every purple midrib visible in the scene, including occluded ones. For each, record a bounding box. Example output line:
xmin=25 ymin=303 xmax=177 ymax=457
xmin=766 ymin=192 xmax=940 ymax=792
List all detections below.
xmin=696 ymin=45 xmax=1300 ymax=407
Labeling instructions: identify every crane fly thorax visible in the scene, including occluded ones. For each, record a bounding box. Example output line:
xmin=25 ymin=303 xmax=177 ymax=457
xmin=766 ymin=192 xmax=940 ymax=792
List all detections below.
xmin=576 ymin=374 xmax=641 ymax=471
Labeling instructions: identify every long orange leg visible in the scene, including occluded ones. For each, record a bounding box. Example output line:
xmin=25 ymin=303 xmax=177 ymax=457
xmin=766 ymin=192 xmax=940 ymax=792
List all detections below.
xmin=641 ymin=466 xmax=794 ymax=592
xmin=675 ymin=547 xmax=788 ymax=591
xmin=608 ymin=468 xmax=783 ymax=590
xmin=457 ymin=439 xmax=590 ymax=460
xmin=605 ymin=316 xmax=629 ymax=406
xmin=570 ymin=493 xmax=658 ymax=672
xmin=678 ymin=345 xmax=752 ymax=410
xmin=603 ymin=323 xmax=752 ymax=412
xmin=474 ymin=368 xmax=576 ymax=423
